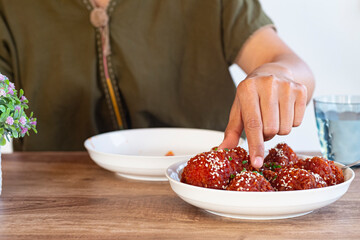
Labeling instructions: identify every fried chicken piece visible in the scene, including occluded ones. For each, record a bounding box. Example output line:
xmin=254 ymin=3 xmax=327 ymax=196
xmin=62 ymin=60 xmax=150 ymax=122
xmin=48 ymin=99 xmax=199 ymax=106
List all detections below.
xmin=227 ymin=170 xmax=274 ymax=192
xmin=181 ymin=147 xmax=249 ymax=189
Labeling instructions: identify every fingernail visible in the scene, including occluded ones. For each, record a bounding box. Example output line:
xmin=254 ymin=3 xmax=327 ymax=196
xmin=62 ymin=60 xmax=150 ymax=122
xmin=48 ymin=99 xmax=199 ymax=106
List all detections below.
xmin=254 ymin=156 xmax=263 ymax=168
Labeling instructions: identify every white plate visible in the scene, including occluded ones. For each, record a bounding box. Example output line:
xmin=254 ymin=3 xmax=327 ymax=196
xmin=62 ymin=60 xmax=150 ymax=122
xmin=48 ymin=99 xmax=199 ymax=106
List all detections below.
xmin=166 ymin=157 xmax=355 ymax=220
xmin=84 ymin=128 xmax=225 ymax=181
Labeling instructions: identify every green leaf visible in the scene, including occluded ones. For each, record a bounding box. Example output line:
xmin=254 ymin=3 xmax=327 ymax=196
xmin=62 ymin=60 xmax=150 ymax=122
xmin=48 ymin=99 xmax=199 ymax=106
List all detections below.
xmin=0 ymin=136 xmax=6 ymax=146
xmin=0 ymin=111 xmax=7 ymax=121
xmin=4 ymin=134 xmax=10 ymax=142
xmin=11 ymin=127 xmax=18 ymax=138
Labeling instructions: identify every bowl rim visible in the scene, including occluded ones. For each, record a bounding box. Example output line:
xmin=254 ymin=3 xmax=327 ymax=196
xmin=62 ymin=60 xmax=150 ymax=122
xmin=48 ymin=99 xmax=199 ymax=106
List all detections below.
xmin=313 ymin=95 xmax=360 ymax=105
xmin=166 ymin=159 xmax=355 ymax=195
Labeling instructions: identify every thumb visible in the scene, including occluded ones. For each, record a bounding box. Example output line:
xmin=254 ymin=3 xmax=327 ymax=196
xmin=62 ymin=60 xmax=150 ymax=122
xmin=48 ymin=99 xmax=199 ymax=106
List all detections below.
xmin=219 ymin=128 xmax=243 ymax=149
xmin=219 ymin=101 xmax=243 ymax=149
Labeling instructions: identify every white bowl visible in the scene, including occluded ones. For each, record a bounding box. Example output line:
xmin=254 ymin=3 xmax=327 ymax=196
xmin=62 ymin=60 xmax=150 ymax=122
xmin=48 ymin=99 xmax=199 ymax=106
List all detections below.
xmin=166 ymin=157 xmax=355 ymax=220
xmin=84 ymin=128 xmax=225 ymax=181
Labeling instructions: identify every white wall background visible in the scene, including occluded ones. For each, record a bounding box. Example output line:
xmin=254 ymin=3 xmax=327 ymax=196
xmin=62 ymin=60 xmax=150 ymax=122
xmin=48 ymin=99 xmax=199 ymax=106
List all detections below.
xmin=230 ymin=0 xmax=360 ymax=151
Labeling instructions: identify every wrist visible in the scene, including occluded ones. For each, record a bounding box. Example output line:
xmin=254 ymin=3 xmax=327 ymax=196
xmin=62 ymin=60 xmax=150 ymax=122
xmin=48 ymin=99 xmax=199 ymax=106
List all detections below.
xmin=247 ymin=62 xmax=294 ymax=83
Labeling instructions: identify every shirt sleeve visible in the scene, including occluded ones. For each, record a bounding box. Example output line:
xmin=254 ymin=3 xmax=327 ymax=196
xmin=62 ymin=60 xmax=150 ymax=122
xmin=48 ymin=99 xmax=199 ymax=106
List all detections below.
xmin=221 ymin=0 xmax=274 ymax=64
xmin=0 ymin=5 xmax=14 ymax=79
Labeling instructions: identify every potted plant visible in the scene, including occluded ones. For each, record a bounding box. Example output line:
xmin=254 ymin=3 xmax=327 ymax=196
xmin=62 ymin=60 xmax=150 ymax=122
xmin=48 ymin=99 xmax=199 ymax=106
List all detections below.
xmin=0 ymin=73 xmax=37 ymax=194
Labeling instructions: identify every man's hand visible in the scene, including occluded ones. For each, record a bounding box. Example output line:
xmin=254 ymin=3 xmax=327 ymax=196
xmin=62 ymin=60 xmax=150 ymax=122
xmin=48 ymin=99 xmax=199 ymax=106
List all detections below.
xmin=219 ymin=63 xmax=307 ymax=168
xmin=219 ymin=27 xmax=314 ymax=169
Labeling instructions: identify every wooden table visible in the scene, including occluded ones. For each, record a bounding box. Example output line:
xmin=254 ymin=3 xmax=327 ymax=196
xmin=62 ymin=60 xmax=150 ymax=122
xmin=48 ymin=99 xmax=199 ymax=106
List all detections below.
xmin=0 ymin=152 xmax=359 ymax=240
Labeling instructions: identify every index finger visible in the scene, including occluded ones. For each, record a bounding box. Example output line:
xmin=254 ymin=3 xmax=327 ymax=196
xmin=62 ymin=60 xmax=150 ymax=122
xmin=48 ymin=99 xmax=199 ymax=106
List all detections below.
xmin=240 ymin=91 xmax=264 ymax=169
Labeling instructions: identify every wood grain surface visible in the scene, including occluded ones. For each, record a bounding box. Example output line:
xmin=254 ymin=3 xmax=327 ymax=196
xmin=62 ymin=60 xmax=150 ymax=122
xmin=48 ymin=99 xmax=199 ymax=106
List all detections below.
xmin=0 ymin=152 xmax=359 ymax=240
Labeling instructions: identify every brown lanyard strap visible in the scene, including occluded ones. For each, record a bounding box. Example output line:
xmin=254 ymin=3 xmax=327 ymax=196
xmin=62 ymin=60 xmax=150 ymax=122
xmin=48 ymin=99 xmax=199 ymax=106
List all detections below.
xmin=89 ymin=0 xmax=124 ymax=129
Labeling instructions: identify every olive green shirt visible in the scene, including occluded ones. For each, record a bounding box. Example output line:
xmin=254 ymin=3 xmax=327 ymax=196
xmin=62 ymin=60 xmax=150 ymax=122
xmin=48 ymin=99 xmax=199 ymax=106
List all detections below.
xmin=0 ymin=0 xmax=272 ymax=151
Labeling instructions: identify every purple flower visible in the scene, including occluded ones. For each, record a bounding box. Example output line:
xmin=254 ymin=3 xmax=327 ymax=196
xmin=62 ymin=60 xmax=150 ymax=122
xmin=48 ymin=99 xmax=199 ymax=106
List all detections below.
xmin=30 ymin=120 xmax=37 ymax=126
xmin=21 ymin=127 xmax=28 ymax=135
xmin=20 ymin=95 xmax=27 ymax=102
xmin=8 ymin=82 xmax=15 ymax=90
xmin=6 ymin=116 xmax=14 ymax=125
xmin=19 ymin=116 xmax=27 ymax=125
xmin=15 ymin=105 xmax=21 ymax=111
xmin=7 ymin=88 xmax=14 ymax=95
xmin=0 ymin=89 xmax=6 ymax=97
xmin=0 ymin=74 xmax=6 ymax=81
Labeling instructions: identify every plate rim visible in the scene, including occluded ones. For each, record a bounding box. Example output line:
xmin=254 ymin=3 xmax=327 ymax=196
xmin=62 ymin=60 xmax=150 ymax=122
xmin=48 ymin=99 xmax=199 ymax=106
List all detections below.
xmin=84 ymin=127 xmax=224 ymax=159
